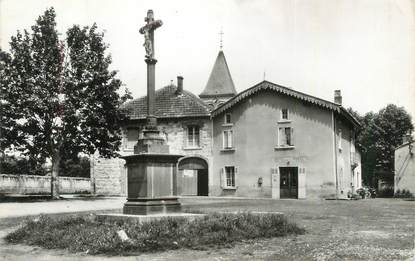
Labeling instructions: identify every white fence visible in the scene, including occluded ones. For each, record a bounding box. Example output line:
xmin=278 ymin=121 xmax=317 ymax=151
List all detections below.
xmin=0 ymin=174 xmax=91 ymax=194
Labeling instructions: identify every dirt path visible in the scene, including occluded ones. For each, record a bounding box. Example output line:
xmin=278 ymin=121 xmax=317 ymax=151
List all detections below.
xmin=0 ymin=196 xmax=125 ymax=218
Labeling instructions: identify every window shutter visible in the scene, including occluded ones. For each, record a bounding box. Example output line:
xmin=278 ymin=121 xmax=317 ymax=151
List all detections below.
xmin=222 ymin=131 xmax=225 ymax=149
xmin=291 ymin=128 xmax=294 ymax=146
xmin=298 ymin=167 xmax=306 ymax=199
xmin=278 ymin=127 xmax=284 ymax=146
xmin=220 ymin=168 xmax=225 ymax=188
xmin=234 ymin=167 xmax=238 ymax=188
xmin=229 ymin=131 xmax=233 ymax=148
xmin=183 ymin=126 xmax=187 ymax=148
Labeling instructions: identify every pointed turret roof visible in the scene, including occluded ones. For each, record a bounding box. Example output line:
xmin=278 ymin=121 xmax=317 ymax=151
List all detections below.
xmin=200 ymin=50 xmax=237 ymax=98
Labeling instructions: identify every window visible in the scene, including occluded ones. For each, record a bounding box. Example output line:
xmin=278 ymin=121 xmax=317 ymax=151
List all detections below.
xmin=278 ymin=127 xmax=293 ymax=147
xmin=225 ymin=166 xmax=235 ymax=187
xmin=221 ymin=166 xmax=236 ymax=188
xmin=187 ymin=125 xmax=200 ymax=147
xmin=126 ymin=129 xmax=139 ymax=149
xmin=281 ymin=109 xmax=289 ymax=120
xmin=225 ymin=113 xmax=232 ymax=124
xmin=223 ymin=130 xmax=233 ymax=149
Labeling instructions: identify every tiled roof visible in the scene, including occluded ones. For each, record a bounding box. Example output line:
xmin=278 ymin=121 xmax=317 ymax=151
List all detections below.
xmin=199 ymin=50 xmax=237 ymax=98
xmin=122 ymin=85 xmax=210 ymax=119
xmin=212 ymin=80 xmax=361 ymax=127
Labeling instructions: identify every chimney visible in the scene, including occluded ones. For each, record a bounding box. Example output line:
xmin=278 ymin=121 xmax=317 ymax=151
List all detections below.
xmin=176 ymin=76 xmax=183 ymax=95
xmin=334 ymin=90 xmax=342 ymax=105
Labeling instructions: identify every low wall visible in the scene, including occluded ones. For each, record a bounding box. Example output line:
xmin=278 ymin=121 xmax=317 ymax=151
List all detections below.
xmin=0 ymin=174 xmax=91 ymax=194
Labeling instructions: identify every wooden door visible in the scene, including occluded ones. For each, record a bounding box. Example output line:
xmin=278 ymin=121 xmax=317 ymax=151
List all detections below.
xmin=197 ymin=169 xmax=209 ymax=196
xmin=280 ymin=167 xmax=298 ymax=198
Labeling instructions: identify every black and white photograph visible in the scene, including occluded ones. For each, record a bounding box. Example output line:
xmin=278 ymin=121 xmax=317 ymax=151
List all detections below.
xmin=0 ymin=0 xmax=414 ymax=260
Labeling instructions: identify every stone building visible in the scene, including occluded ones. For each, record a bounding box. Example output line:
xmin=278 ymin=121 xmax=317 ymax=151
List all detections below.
xmin=91 ymin=50 xmax=362 ymax=199
xmin=394 ymin=137 xmax=415 ymax=195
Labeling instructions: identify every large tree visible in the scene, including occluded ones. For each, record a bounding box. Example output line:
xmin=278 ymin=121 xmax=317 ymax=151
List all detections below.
xmin=349 ymin=105 xmax=413 ymax=186
xmin=0 ymin=8 xmax=131 ymax=198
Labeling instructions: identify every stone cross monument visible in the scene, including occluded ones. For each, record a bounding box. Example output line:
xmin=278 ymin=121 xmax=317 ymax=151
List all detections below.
xmin=139 ymin=10 xmax=162 ymax=128
xmin=121 ymin=10 xmax=182 ymax=215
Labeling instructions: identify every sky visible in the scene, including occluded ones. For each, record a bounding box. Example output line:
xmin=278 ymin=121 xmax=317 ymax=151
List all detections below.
xmin=1 ymin=0 xmax=414 ymax=119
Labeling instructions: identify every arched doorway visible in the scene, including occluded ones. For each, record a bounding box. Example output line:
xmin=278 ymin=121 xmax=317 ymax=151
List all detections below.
xmin=178 ymin=157 xmax=208 ymax=196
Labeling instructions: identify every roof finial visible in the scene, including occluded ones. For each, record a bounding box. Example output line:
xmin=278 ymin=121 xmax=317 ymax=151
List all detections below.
xmin=263 ymin=70 xmax=266 ymax=81
xmin=219 ymin=28 xmax=224 ymax=50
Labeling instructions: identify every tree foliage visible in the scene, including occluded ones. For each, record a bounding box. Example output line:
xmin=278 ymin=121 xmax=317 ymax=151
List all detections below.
xmin=0 ymin=8 xmax=131 ymax=196
xmin=0 ymin=155 xmax=47 ymax=176
xmin=349 ymin=105 xmax=413 ymax=186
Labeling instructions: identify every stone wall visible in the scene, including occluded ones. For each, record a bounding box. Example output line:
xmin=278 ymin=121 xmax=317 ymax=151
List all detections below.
xmin=91 ymin=156 xmax=126 ymax=196
xmin=0 ymin=174 xmax=91 ymax=194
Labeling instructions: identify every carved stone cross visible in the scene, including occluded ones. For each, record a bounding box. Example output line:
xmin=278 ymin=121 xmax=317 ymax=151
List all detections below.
xmin=139 ymin=10 xmax=163 ymax=59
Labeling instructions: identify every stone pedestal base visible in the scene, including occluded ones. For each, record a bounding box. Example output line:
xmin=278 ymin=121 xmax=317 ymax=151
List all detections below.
xmin=123 ymin=197 xmax=181 ymax=215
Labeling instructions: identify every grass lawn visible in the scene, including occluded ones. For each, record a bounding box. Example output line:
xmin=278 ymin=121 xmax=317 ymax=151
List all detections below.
xmin=179 ymin=198 xmax=415 ymax=261
xmin=1 ymin=198 xmax=414 ymax=260
xmin=5 ymin=212 xmax=304 ymax=255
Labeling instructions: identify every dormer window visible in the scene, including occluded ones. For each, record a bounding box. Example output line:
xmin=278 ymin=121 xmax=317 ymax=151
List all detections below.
xmin=281 ymin=109 xmax=289 ymax=120
xmin=225 ymin=113 xmax=232 ymax=124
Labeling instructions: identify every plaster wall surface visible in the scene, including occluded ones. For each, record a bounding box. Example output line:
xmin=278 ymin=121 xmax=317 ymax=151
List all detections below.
xmin=334 ymin=117 xmax=356 ymax=198
xmin=211 ymin=91 xmax=343 ymax=199
xmin=395 ymin=143 xmax=415 ymax=194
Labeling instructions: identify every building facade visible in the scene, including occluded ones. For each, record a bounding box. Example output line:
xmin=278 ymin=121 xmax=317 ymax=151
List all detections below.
xmin=394 ymin=139 xmax=415 ymax=195
xmin=92 ymin=50 xmax=362 ymax=199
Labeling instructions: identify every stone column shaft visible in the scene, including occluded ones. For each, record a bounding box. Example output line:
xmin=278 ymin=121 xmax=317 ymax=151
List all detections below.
xmin=145 ymin=58 xmax=157 ymax=127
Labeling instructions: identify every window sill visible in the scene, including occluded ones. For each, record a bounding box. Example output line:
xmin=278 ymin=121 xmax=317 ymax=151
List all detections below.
xmin=123 ymin=148 xmax=134 ymax=152
xmin=274 ymin=146 xmax=295 ymax=150
xmin=222 ymin=123 xmax=234 ymax=127
xmin=183 ymin=147 xmax=202 ymax=151
xmin=277 ymin=120 xmax=292 ymax=124
xmin=221 ymin=186 xmax=237 ymax=190
xmin=221 ymin=148 xmax=235 ymax=152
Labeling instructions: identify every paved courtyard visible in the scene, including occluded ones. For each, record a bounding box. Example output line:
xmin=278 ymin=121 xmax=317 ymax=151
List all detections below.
xmin=0 ymin=197 xmax=414 ymax=260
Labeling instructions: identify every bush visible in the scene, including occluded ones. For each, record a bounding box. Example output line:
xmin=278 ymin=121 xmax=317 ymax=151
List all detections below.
xmin=60 ymin=156 xmax=90 ymax=178
xmin=378 ymin=186 xmax=394 ymax=198
xmin=5 ymin=212 xmax=305 ymax=255
xmin=0 ymin=155 xmax=47 ymax=176
xmin=394 ymin=189 xmax=414 ymax=198
xmin=356 ymin=187 xmax=376 ymax=199
xmin=0 ymin=155 xmax=90 ymax=177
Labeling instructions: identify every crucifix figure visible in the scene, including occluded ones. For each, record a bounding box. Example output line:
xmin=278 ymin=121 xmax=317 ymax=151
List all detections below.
xmin=139 ymin=10 xmax=163 ymax=59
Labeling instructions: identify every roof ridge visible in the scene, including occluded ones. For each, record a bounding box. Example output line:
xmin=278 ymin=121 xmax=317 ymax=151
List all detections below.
xmin=212 ymin=80 xmax=360 ymax=127
xmin=183 ymin=89 xmax=211 ymax=110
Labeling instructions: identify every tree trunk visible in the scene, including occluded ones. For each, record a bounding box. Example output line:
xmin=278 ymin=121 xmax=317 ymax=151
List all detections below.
xmin=51 ymin=150 xmax=61 ymax=199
